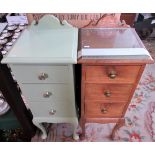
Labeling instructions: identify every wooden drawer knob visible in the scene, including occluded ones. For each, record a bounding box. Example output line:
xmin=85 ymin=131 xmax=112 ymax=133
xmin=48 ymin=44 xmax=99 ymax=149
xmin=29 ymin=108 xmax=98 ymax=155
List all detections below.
xmin=43 ymin=91 xmax=52 ymax=98
xmin=104 ymin=90 xmax=111 ymax=97
xmin=38 ymin=73 xmax=48 ymax=80
xmin=108 ymin=70 xmax=117 ymax=79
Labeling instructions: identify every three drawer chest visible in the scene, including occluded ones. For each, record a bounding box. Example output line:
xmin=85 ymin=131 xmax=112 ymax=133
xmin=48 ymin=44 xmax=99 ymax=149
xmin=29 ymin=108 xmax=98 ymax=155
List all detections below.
xmin=78 ymin=28 xmax=154 ymax=138
xmin=2 ymin=15 xmax=154 ymax=140
xmin=2 ymin=15 xmax=79 ymax=140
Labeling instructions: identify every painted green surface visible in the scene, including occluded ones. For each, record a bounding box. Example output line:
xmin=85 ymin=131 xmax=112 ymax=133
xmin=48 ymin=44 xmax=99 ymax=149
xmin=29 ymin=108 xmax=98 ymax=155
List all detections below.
xmin=1 ymin=15 xmax=79 ymax=139
xmin=2 ymin=15 xmax=78 ymax=64
xmin=10 ymin=64 xmax=70 ymax=84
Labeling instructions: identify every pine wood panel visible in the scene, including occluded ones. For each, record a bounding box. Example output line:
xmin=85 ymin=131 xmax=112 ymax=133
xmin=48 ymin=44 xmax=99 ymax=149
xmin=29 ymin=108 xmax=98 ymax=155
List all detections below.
xmin=85 ymin=118 xmax=124 ymax=124
xmin=85 ymin=101 xmax=126 ymax=118
xmin=80 ymin=64 xmax=147 ymax=138
xmin=85 ymin=84 xmax=133 ymax=102
xmin=78 ymin=58 xmax=154 ymax=64
xmin=85 ymin=65 xmax=141 ymax=84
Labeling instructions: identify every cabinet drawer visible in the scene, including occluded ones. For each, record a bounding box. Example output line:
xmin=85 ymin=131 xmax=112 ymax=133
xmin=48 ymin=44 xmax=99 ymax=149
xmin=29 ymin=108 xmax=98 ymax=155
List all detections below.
xmin=85 ymin=101 xmax=126 ymax=118
xmin=10 ymin=64 xmax=70 ymax=84
xmin=20 ymin=84 xmax=74 ymax=103
xmin=85 ymin=84 xmax=133 ymax=102
xmin=28 ymin=101 xmax=76 ymax=118
xmin=85 ymin=65 xmax=140 ymax=84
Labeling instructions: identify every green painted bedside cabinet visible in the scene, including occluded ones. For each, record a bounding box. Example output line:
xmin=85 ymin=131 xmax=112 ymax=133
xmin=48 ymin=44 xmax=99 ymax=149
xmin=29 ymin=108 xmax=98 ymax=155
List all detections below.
xmin=2 ymin=15 xmax=79 ymax=140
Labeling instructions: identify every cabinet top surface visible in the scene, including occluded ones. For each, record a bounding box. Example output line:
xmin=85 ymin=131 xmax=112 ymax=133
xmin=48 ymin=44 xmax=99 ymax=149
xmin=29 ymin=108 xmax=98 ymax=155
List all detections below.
xmin=80 ymin=28 xmax=142 ymax=48
xmin=2 ymin=15 xmax=78 ymax=64
xmin=78 ymin=28 xmax=154 ymax=64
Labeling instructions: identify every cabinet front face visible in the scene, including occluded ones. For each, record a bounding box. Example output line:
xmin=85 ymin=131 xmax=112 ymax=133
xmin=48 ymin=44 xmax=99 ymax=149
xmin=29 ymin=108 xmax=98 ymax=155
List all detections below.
xmin=20 ymin=84 xmax=72 ymax=103
xmin=85 ymin=101 xmax=126 ymax=118
xmin=10 ymin=65 xmax=70 ymax=84
xmin=78 ymin=28 xmax=153 ymax=138
xmin=85 ymin=84 xmax=133 ymax=102
xmin=10 ymin=64 xmax=76 ymax=119
xmin=1 ymin=15 xmax=79 ymax=140
xmin=28 ymin=101 xmax=76 ymax=118
xmin=8 ymin=63 xmax=79 ymax=139
xmin=85 ymin=65 xmax=141 ymax=84
xmin=81 ymin=64 xmax=145 ymax=123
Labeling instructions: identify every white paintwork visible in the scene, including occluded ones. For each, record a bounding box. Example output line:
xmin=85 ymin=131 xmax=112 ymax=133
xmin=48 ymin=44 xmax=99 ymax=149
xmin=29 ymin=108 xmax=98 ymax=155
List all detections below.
xmin=79 ymin=48 xmax=152 ymax=57
xmin=20 ymin=83 xmax=72 ymax=103
xmin=2 ymin=29 xmax=78 ymax=64
xmin=26 ymin=65 xmax=78 ymax=140
xmin=10 ymin=64 xmax=70 ymax=84
xmin=30 ymin=15 xmax=74 ymax=30
xmin=32 ymin=120 xmax=47 ymax=139
xmin=28 ymin=101 xmax=76 ymax=118
xmin=33 ymin=116 xmax=79 ymax=140
xmin=2 ymin=15 xmax=78 ymax=64
xmin=2 ymin=15 xmax=79 ymax=140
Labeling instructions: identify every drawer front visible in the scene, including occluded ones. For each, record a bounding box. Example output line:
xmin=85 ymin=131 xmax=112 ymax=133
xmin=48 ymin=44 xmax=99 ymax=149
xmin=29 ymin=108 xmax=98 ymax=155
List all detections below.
xmin=20 ymin=84 xmax=73 ymax=103
xmin=85 ymin=65 xmax=140 ymax=84
xmin=10 ymin=65 xmax=70 ymax=84
xmin=85 ymin=101 xmax=126 ymax=118
xmin=85 ymin=84 xmax=133 ymax=102
xmin=29 ymin=101 xmax=76 ymax=118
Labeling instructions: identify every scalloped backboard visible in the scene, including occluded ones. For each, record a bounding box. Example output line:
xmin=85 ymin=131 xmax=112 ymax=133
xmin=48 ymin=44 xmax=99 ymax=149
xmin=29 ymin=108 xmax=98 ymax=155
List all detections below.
xmin=27 ymin=13 xmax=130 ymax=28
xmin=30 ymin=14 xmax=74 ymax=29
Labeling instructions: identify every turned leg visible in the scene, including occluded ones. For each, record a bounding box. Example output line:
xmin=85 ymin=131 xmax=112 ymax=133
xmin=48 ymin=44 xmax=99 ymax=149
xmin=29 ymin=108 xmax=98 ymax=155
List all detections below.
xmin=111 ymin=119 xmax=125 ymax=140
xmin=33 ymin=120 xmax=47 ymax=139
xmin=72 ymin=121 xmax=79 ymax=140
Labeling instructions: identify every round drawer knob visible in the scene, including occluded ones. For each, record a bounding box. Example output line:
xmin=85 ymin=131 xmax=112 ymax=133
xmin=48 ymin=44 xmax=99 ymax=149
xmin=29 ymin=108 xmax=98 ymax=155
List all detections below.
xmin=43 ymin=91 xmax=52 ymax=98
xmin=101 ymin=108 xmax=108 ymax=114
xmin=104 ymin=91 xmax=111 ymax=97
xmin=108 ymin=70 xmax=117 ymax=79
xmin=38 ymin=73 xmax=48 ymax=80
xmin=49 ymin=109 xmax=56 ymax=115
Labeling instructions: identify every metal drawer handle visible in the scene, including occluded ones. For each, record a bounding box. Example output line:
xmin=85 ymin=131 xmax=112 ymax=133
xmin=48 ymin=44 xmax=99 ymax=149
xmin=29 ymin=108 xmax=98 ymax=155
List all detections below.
xmin=108 ymin=70 xmax=117 ymax=79
xmin=101 ymin=108 xmax=108 ymax=114
xmin=43 ymin=91 xmax=52 ymax=98
xmin=49 ymin=109 xmax=56 ymax=115
xmin=100 ymin=103 xmax=111 ymax=114
xmin=38 ymin=73 xmax=48 ymax=80
xmin=104 ymin=90 xmax=111 ymax=97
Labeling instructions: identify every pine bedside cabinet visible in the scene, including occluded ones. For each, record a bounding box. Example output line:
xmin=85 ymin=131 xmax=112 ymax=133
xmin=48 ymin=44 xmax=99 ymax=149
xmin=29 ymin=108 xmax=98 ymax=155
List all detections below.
xmin=2 ymin=15 xmax=79 ymax=140
xmin=78 ymin=28 xmax=154 ymax=139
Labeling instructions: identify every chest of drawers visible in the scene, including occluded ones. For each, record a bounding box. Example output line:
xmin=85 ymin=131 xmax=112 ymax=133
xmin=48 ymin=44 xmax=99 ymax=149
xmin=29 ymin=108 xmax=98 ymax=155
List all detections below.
xmin=2 ymin=15 xmax=79 ymax=140
xmin=78 ymin=28 xmax=154 ymax=139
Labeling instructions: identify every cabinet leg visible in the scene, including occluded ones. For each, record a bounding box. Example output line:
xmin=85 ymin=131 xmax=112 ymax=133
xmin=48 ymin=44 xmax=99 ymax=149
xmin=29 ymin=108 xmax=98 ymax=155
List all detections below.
xmin=110 ymin=119 xmax=125 ymax=140
xmin=72 ymin=122 xmax=79 ymax=140
xmin=33 ymin=120 xmax=47 ymax=139
xmin=80 ymin=117 xmax=85 ymax=138
xmin=73 ymin=123 xmax=79 ymax=140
